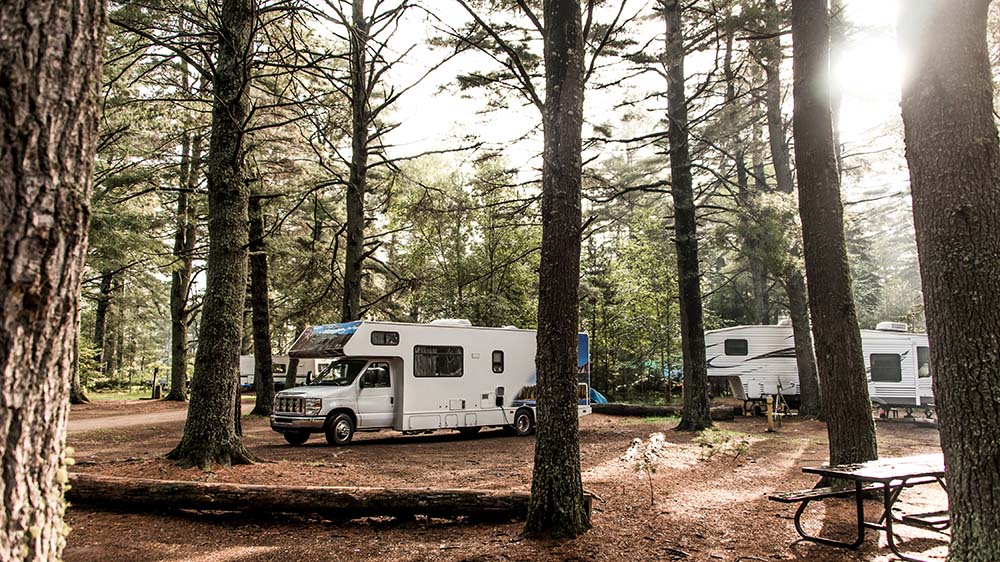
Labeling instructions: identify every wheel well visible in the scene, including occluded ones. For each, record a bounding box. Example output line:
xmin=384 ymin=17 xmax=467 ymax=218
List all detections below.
xmin=324 ymin=408 xmax=357 ymax=429
xmin=515 ymin=407 xmax=534 ymax=420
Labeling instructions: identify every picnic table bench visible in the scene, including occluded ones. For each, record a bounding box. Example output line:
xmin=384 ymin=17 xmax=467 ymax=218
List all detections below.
xmin=769 ymin=453 xmax=949 ymax=562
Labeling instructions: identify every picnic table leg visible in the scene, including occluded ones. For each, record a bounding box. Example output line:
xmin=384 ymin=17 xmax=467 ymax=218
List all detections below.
xmin=791 ymin=483 xmax=866 ymax=549
xmin=882 ymin=482 xmax=932 ymax=562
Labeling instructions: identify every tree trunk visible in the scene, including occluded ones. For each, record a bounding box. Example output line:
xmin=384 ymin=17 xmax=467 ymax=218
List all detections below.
xmin=342 ymin=0 xmax=370 ymax=323
xmin=67 ymin=473 xmax=592 ymax=521
xmin=70 ymin=307 xmax=90 ymax=405
xmin=104 ymin=277 xmax=122 ymax=378
xmin=166 ymin=130 xmax=201 ymax=402
xmin=763 ymin=0 xmax=794 ymax=195
xmin=899 ymin=1 xmax=1000 ymax=558
xmin=791 ymin=0 xmax=877 ymax=465
xmin=248 ymin=195 xmax=274 ymax=416
xmin=663 ymin=0 xmax=711 ymax=432
xmin=93 ymin=270 xmax=113 ymax=372
xmin=524 ymin=0 xmax=589 ymax=539
xmin=783 ymin=269 xmax=821 ymax=418
xmin=167 ymin=0 xmax=258 ymax=469
xmin=285 ymin=356 xmax=299 ymax=390
xmin=0 ymin=0 xmax=104 ymax=558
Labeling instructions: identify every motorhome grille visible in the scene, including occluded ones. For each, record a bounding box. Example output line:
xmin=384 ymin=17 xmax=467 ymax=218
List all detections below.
xmin=276 ymin=396 xmax=305 ymax=413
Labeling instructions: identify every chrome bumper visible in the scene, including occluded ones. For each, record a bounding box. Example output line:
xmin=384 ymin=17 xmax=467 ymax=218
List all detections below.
xmin=270 ymin=415 xmax=326 ymax=432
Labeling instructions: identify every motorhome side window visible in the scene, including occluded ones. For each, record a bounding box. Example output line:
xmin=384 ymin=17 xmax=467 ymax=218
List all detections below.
xmin=362 ymin=362 xmax=391 ymax=388
xmin=414 ymin=346 xmax=464 ymax=377
xmin=371 ymin=331 xmax=399 ymax=346
xmin=870 ymin=353 xmax=903 ymax=382
xmin=917 ymin=347 xmax=932 ymax=378
xmin=492 ymin=350 xmax=504 ymax=373
xmin=724 ymin=339 xmax=748 ymax=356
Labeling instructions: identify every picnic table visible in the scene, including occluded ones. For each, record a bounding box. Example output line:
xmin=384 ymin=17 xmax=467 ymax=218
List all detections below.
xmin=770 ymin=453 xmax=949 ymax=562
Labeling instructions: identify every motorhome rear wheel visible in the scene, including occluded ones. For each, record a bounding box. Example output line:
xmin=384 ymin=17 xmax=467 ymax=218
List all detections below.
xmin=513 ymin=408 xmax=535 ymax=436
xmin=325 ymin=413 xmax=355 ymax=445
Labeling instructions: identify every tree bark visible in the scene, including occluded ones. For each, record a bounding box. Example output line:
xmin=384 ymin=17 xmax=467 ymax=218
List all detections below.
xmin=783 ymin=269 xmax=820 ymax=417
xmin=763 ymin=0 xmax=794 ymax=195
xmin=248 ymin=195 xmax=274 ymax=416
xmin=899 ymin=1 xmax=1000 ymax=558
xmin=285 ymin=356 xmax=299 ymax=390
xmin=524 ymin=0 xmax=589 ymax=539
xmin=662 ymin=0 xmax=712 ymax=432
xmin=0 ymin=0 xmax=105 ymax=558
xmin=166 ymin=130 xmax=201 ymax=402
xmin=342 ymin=0 xmax=370 ymax=323
xmin=791 ymin=0 xmax=877 ymax=465
xmin=70 ymin=307 xmax=90 ymax=405
xmin=67 ymin=473 xmax=592 ymax=521
xmin=167 ymin=0 xmax=258 ymax=469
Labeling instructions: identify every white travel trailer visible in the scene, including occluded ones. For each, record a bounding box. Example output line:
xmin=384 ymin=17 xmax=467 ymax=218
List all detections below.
xmin=239 ymin=355 xmax=333 ymax=390
xmin=269 ymin=319 xmax=592 ymax=445
xmin=706 ymin=321 xmax=934 ymax=412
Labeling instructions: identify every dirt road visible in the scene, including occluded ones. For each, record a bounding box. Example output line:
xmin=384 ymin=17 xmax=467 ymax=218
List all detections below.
xmin=68 ymin=402 xmax=255 ymax=434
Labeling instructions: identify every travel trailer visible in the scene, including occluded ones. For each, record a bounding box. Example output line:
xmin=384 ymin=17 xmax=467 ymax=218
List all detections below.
xmin=705 ymin=321 xmax=934 ymax=413
xmin=269 ymin=319 xmax=592 ymax=445
xmin=239 ymin=355 xmax=332 ymax=390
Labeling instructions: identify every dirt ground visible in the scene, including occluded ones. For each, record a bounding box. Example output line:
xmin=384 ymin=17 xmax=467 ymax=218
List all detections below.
xmin=65 ymin=401 xmax=948 ymax=562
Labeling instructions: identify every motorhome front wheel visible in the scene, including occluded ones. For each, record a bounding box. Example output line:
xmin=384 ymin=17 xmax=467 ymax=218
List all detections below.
xmin=326 ymin=413 xmax=355 ymax=445
xmin=283 ymin=431 xmax=309 ymax=446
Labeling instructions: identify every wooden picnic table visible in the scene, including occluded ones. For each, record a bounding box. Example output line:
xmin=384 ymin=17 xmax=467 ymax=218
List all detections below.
xmin=775 ymin=453 xmax=949 ymax=562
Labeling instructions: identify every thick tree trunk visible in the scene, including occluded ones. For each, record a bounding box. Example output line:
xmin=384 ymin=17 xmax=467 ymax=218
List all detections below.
xmin=524 ymin=0 xmax=589 ymax=539
xmin=783 ymin=269 xmax=820 ymax=418
xmin=167 ymin=0 xmax=258 ymax=469
xmin=285 ymin=356 xmax=299 ymax=390
xmin=166 ymin=131 xmax=201 ymax=402
xmin=248 ymin=195 xmax=274 ymax=416
xmin=899 ymin=1 xmax=1000 ymax=558
xmin=93 ymin=271 xmax=113 ymax=371
xmin=67 ymin=473 xmax=591 ymax=521
xmin=763 ymin=0 xmax=794 ymax=195
xmin=791 ymin=0 xmax=877 ymax=465
xmin=342 ymin=0 xmax=370 ymax=323
xmin=0 ymin=0 xmax=104 ymax=558
xmin=663 ymin=0 xmax=711 ymax=432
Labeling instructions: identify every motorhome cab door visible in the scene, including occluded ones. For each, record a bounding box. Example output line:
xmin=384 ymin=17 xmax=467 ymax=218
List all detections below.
xmin=357 ymin=361 xmax=395 ymax=429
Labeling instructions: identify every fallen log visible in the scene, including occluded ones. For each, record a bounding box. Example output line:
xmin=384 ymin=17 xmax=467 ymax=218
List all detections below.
xmin=592 ymin=403 xmax=736 ymax=420
xmin=67 ymin=473 xmax=589 ymax=521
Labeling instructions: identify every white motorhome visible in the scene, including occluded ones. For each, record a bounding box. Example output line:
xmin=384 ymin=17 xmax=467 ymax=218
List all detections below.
xmin=240 ymin=355 xmax=332 ymax=390
xmin=705 ymin=321 xmax=934 ymax=412
xmin=269 ymin=319 xmax=592 ymax=445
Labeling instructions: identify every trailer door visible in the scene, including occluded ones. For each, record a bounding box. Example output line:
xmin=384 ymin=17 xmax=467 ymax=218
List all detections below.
xmin=357 ymin=361 xmax=395 ymax=428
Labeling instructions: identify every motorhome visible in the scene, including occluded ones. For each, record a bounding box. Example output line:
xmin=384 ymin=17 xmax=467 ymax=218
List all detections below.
xmin=269 ymin=319 xmax=592 ymax=445
xmin=705 ymin=321 xmax=934 ymax=413
xmin=239 ymin=355 xmax=332 ymax=390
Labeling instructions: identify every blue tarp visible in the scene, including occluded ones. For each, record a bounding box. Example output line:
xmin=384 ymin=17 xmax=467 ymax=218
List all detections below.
xmin=590 ymin=388 xmax=609 ymax=404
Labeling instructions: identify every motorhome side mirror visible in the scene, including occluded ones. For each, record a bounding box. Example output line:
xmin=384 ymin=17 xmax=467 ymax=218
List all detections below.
xmin=358 ymin=376 xmax=366 ymax=389
xmin=306 ymin=371 xmax=312 ymax=385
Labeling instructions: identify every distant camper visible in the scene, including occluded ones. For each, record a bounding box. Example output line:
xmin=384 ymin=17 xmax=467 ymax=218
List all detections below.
xmin=268 ymin=319 xmax=592 ymax=446
xmin=240 ymin=355 xmax=331 ymax=390
xmin=705 ymin=321 xmax=934 ymax=412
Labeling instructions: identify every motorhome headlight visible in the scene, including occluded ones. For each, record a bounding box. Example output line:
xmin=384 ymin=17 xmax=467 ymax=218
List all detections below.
xmin=304 ymin=398 xmax=323 ymax=416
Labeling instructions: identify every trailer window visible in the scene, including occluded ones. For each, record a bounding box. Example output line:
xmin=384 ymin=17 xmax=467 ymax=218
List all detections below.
xmin=492 ymin=350 xmax=504 ymax=373
xmin=917 ymin=347 xmax=932 ymax=378
xmin=871 ymin=353 xmax=903 ymax=382
xmin=414 ymin=346 xmax=464 ymax=378
xmin=724 ymin=339 xmax=748 ymax=356
xmin=371 ymin=331 xmax=399 ymax=346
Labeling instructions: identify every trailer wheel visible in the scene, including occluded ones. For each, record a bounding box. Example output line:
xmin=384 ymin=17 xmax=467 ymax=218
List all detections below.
xmin=283 ymin=431 xmax=309 ymax=446
xmin=325 ymin=413 xmax=355 ymax=445
xmin=512 ymin=408 xmax=535 ymax=437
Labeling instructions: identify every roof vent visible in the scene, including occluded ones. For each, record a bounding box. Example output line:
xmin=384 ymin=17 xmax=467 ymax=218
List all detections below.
xmin=428 ymin=318 xmax=473 ymax=327
xmin=876 ymin=321 xmax=909 ymax=332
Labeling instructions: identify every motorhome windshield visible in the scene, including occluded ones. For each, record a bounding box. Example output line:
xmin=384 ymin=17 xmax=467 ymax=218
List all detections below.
xmin=309 ymin=359 xmax=367 ymax=386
